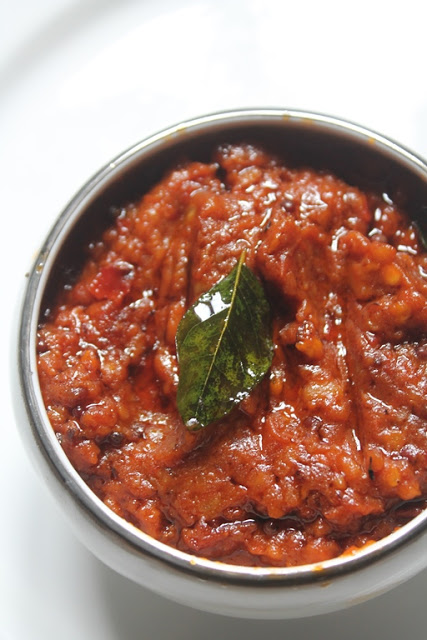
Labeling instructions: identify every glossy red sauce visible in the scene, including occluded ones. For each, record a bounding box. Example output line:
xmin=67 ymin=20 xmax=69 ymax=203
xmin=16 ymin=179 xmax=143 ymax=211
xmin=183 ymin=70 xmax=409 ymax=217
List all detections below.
xmin=37 ymin=144 xmax=427 ymax=567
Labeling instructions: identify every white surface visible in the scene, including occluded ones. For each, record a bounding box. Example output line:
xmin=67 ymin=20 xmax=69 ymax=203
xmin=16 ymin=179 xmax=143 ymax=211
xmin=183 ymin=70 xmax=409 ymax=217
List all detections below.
xmin=2 ymin=0 xmax=427 ymax=637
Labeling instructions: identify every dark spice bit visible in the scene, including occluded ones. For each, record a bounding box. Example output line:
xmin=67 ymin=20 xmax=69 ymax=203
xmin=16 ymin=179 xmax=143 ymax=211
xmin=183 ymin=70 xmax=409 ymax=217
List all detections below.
xmin=97 ymin=430 xmax=124 ymax=448
xmin=368 ymin=456 xmax=374 ymax=481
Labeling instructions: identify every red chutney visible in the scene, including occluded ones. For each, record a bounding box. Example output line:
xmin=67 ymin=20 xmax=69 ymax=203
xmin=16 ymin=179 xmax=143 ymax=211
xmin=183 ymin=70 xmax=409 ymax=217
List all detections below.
xmin=37 ymin=144 xmax=427 ymax=567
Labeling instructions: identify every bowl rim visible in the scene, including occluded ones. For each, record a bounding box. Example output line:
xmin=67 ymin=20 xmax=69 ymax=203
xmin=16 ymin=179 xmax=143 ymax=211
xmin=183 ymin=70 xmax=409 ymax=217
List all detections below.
xmin=18 ymin=107 xmax=427 ymax=585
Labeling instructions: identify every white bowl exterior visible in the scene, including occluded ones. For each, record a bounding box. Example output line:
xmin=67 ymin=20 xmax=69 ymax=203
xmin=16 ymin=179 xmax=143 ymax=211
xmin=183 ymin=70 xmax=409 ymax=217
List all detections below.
xmin=13 ymin=109 xmax=427 ymax=619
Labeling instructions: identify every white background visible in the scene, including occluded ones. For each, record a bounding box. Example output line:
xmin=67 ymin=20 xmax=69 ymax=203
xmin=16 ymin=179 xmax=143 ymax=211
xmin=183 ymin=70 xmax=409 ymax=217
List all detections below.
xmin=2 ymin=0 xmax=427 ymax=638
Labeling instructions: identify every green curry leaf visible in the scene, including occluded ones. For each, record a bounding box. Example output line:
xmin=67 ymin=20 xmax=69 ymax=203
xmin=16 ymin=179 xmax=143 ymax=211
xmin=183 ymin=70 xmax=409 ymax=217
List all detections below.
xmin=176 ymin=251 xmax=273 ymax=430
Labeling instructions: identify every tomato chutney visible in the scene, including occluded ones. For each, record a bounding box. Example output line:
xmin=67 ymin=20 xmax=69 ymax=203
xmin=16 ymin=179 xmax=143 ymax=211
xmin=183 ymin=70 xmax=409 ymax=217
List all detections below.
xmin=37 ymin=144 xmax=427 ymax=567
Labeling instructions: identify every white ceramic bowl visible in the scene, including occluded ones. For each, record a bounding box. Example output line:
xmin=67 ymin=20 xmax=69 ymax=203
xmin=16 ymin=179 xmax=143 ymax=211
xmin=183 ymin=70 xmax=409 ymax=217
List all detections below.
xmin=14 ymin=109 xmax=427 ymax=619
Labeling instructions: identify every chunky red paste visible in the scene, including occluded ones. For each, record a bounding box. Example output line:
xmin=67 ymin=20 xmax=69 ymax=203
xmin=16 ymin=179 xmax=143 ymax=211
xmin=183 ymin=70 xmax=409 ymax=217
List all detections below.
xmin=37 ymin=144 xmax=427 ymax=567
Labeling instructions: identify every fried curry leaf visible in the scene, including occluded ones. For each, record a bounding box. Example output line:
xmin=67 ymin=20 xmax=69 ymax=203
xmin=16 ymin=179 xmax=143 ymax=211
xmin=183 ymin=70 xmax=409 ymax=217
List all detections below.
xmin=176 ymin=251 xmax=273 ymax=430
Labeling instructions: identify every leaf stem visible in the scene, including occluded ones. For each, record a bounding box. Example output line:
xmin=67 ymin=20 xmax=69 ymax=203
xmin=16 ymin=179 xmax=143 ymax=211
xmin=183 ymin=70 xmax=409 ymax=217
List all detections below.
xmin=195 ymin=251 xmax=247 ymax=422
